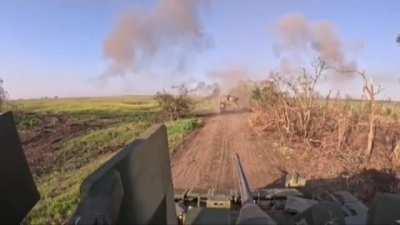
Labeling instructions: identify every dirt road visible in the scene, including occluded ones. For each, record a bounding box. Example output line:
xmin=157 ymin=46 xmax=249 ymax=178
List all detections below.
xmin=171 ymin=111 xmax=285 ymax=193
xmin=172 ymin=111 xmax=400 ymax=202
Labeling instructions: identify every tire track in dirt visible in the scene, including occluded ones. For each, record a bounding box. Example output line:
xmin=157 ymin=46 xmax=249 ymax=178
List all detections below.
xmin=171 ymin=111 xmax=283 ymax=193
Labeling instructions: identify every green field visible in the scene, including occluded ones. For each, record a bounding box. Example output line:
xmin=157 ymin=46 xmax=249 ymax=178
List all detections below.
xmin=7 ymin=96 xmax=202 ymax=225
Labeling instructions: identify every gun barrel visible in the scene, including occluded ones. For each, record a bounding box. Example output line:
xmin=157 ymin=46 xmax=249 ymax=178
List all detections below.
xmin=235 ymin=153 xmax=252 ymax=204
xmin=235 ymin=153 xmax=278 ymax=225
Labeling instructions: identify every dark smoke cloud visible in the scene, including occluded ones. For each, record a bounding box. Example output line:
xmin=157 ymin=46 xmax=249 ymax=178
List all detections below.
xmin=276 ymin=14 xmax=358 ymax=73
xmin=103 ymin=0 xmax=209 ymax=76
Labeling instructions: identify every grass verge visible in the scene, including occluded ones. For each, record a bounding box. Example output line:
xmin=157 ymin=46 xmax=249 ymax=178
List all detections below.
xmin=26 ymin=117 xmax=201 ymax=224
xmin=167 ymin=118 xmax=202 ymax=153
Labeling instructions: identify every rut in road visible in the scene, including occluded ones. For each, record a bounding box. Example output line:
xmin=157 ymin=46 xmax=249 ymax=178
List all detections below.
xmin=171 ymin=112 xmax=284 ymax=193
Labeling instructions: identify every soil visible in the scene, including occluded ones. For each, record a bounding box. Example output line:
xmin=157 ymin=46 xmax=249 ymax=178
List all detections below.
xmin=19 ymin=114 xmax=115 ymax=177
xmin=172 ymin=111 xmax=286 ymax=193
xmin=172 ymin=111 xmax=400 ymax=202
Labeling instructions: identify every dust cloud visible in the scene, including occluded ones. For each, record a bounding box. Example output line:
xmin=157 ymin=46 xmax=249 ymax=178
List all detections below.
xmin=276 ymin=14 xmax=358 ymax=74
xmin=104 ymin=0 xmax=209 ymax=76
xmin=208 ymin=67 xmax=253 ymax=107
xmin=188 ymin=81 xmax=220 ymax=98
xmin=208 ymin=67 xmax=250 ymax=94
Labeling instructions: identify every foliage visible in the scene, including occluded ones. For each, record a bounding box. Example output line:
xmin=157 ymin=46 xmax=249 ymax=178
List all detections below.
xmin=14 ymin=112 xmax=43 ymax=129
xmin=27 ymin=154 xmax=114 ymax=225
xmin=154 ymin=89 xmax=193 ymax=120
xmin=251 ymin=60 xmax=330 ymax=142
xmin=56 ymin=121 xmax=151 ymax=171
xmin=167 ymin=118 xmax=202 ymax=152
xmin=251 ymin=81 xmax=283 ymax=108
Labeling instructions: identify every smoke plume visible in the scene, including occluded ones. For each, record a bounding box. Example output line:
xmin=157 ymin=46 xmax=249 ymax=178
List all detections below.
xmin=208 ymin=67 xmax=250 ymax=94
xmin=172 ymin=81 xmax=219 ymax=98
xmin=208 ymin=67 xmax=253 ymax=107
xmin=276 ymin=14 xmax=357 ymax=73
xmin=104 ymin=0 xmax=209 ymax=76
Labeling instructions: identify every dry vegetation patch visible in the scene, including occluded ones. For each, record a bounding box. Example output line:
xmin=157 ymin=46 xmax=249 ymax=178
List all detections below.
xmin=249 ymin=60 xmax=400 ymax=200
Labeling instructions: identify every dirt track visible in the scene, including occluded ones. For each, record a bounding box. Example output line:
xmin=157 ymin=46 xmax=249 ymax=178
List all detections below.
xmin=171 ymin=111 xmax=284 ymax=193
xmin=172 ymin=111 xmax=400 ymax=201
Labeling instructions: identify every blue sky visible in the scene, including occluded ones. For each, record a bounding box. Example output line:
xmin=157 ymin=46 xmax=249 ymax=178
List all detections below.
xmin=1 ymin=0 xmax=399 ymax=99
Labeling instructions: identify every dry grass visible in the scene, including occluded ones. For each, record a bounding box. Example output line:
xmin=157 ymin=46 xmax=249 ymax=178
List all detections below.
xmin=250 ymin=60 xmax=400 ymax=173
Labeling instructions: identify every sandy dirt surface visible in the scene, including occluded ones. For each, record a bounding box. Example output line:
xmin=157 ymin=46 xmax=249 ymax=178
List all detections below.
xmin=171 ymin=111 xmax=285 ymax=193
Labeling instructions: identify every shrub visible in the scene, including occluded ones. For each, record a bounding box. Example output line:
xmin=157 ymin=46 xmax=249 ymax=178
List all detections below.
xmin=250 ymin=59 xmax=352 ymax=145
xmin=251 ymin=61 xmax=327 ymax=141
xmin=154 ymin=89 xmax=193 ymax=120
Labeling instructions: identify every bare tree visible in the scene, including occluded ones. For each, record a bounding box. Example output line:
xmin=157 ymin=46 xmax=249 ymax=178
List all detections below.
xmin=331 ymin=64 xmax=382 ymax=160
xmin=358 ymin=71 xmax=382 ymax=160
